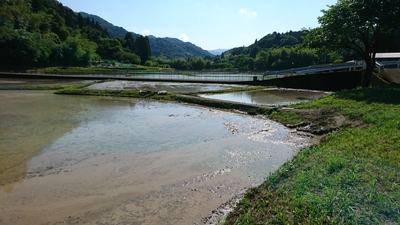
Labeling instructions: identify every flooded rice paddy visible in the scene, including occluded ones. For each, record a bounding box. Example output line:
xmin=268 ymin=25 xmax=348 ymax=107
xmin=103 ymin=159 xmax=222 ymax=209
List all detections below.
xmin=200 ymin=88 xmax=331 ymax=106
xmin=89 ymin=80 xmax=331 ymax=106
xmin=89 ymin=80 xmax=242 ymax=93
xmin=0 ymin=80 xmax=312 ymax=224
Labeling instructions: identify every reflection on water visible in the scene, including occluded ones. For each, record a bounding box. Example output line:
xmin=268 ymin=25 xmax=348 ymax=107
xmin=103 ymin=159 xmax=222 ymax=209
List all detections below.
xmin=0 ymin=91 xmax=81 ymax=192
xmin=0 ymin=90 xmax=310 ymax=224
xmin=200 ymin=88 xmax=332 ymax=106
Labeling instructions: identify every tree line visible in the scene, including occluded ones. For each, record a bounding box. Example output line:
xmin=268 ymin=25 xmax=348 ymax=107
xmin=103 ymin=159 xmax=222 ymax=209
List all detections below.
xmin=152 ymin=46 xmax=322 ymax=71
xmin=0 ymin=0 xmax=151 ymax=69
xmin=151 ymin=31 xmax=346 ymax=71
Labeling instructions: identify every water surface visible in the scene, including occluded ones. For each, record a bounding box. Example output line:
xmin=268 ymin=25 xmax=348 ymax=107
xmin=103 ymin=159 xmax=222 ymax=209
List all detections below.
xmin=0 ymin=90 xmax=310 ymax=224
xmin=200 ymin=88 xmax=331 ymax=106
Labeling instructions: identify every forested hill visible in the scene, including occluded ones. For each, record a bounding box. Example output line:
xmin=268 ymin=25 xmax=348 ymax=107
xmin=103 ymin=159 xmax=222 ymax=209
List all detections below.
xmin=79 ymin=12 xmax=132 ymax=39
xmin=149 ymin=37 xmax=214 ymax=59
xmin=217 ymin=30 xmax=327 ymax=71
xmin=80 ymin=12 xmax=214 ymax=59
xmin=0 ymin=0 xmax=151 ymax=69
xmin=225 ymin=31 xmax=304 ymax=58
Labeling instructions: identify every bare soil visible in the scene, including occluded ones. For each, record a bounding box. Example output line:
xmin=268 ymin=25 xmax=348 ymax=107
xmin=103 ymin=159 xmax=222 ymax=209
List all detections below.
xmin=382 ymin=68 xmax=400 ymax=84
xmin=286 ymin=108 xmax=366 ymax=134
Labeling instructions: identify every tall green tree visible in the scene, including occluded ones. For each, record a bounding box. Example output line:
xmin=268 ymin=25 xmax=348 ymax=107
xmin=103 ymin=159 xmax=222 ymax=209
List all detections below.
xmin=135 ymin=35 xmax=151 ymax=65
xmin=305 ymin=0 xmax=400 ymax=86
xmin=61 ymin=33 xmax=99 ymax=66
xmin=123 ymin=32 xmax=135 ymax=52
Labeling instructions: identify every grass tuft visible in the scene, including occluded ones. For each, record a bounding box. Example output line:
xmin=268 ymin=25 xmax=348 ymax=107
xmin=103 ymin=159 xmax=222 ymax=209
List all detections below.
xmin=269 ymin=109 xmax=303 ymax=124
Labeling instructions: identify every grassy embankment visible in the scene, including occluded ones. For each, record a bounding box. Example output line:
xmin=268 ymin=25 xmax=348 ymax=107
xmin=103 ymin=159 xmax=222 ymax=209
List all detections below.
xmin=225 ymin=86 xmax=400 ymax=224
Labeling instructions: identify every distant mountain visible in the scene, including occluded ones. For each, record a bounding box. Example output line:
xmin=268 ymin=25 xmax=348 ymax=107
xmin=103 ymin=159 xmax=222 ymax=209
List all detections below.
xmin=79 ymin=12 xmax=135 ymax=39
xmin=156 ymin=37 xmax=214 ymax=59
xmin=208 ymin=49 xmax=229 ymax=55
xmin=80 ymin=12 xmax=213 ymax=59
xmin=224 ymin=31 xmax=304 ymax=58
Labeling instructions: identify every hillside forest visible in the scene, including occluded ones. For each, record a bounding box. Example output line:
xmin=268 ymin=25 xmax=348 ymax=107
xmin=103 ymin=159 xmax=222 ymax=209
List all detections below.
xmin=0 ymin=0 xmax=151 ymax=69
xmin=1 ymin=0 xmax=400 ymax=71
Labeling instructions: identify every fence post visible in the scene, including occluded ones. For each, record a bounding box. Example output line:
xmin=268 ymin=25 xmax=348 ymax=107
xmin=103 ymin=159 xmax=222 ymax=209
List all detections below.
xmin=378 ymin=65 xmax=381 ymax=76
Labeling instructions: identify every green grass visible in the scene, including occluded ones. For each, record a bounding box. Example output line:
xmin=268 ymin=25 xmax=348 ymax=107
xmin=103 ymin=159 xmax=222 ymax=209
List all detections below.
xmin=225 ymin=85 xmax=400 ymax=224
xmin=268 ymin=110 xmax=304 ymax=125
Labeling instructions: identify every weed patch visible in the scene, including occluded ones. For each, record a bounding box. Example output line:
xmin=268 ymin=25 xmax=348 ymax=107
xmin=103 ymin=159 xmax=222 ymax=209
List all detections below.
xmin=225 ymin=86 xmax=400 ymax=224
xmin=269 ymin=109 xmax=303 ymax=125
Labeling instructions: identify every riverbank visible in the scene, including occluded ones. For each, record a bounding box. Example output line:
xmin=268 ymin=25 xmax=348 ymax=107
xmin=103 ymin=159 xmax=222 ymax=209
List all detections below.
xmin=224 ymin=85 xmax=400 ymax=224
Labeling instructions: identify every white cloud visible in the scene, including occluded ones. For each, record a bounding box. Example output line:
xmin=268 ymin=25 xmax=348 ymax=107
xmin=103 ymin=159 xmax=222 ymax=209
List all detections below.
xmin=179 ymin=33 xmax=189 ymax=42
xmin=239 ymin=9 xmax=257 ymax=17
xmin=141 ymin=29 xmax=151 ymax=35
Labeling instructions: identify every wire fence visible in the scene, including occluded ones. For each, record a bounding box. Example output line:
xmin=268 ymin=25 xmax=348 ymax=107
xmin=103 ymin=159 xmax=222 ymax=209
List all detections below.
xmin=0 ymin=70 xmax=266 ymax=83
xmin=2 ymin=59 xmax=397 ymax=82
xmin=263 ymin=61 xmax=366 ymax=79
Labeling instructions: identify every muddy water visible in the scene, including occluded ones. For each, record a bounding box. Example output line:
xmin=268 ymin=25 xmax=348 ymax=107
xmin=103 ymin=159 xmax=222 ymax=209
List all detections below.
xmin=0 ymin=90 xmax=310 ymax=225
xmin=200 ymin=88 xmax=332 ymax=106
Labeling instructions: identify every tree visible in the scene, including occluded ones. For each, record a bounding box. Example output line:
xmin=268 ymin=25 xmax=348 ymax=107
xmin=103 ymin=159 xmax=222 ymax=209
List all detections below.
xmin=170 ymin=58 xmax=187 ymax=69
xmin=123 ymin=32 xmax=135 ymax=52
xmin=187 ymin=56 xmax=205 ymax=70
xmin=306 ymin=0 xmax=400 ymax=87
xmin=114 ymin=50 xmax=140 ymax=64
xmin=135 ymin=35 xmax=151 ymax=65
xmin=62 ymin=33 xmax=99 ymax=66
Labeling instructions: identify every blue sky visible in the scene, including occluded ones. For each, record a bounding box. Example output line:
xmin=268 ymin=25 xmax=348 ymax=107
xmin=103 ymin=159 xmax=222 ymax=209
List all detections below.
xmin=58 ymin=0 xmax=338 ymax=50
